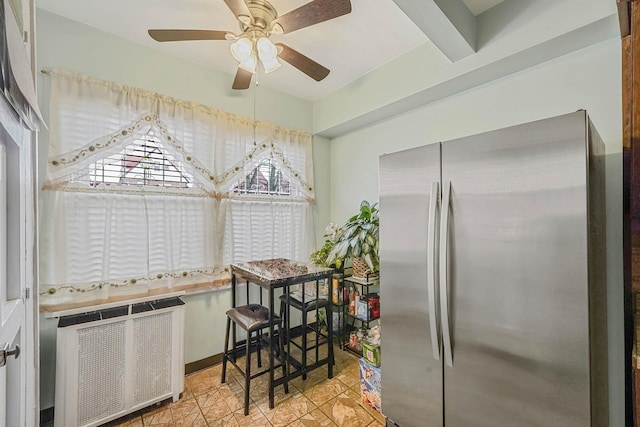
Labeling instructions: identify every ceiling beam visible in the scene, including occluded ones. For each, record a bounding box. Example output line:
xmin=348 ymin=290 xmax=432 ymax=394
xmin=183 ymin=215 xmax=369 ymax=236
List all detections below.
xmin=393 ymin=0 xmax=476 ymax=62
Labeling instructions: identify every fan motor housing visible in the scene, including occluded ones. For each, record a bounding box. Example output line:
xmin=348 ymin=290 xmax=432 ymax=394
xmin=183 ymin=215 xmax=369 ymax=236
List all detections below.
xmin=243 ymin=0 xmax=278 ymax=31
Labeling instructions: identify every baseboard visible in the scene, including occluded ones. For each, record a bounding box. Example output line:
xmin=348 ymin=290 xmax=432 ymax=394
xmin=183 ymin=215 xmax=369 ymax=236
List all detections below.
xmin=183 ymin=323 xmax=314 ymax=375
xmin=185 ymin=353 xmax=223 ymax=375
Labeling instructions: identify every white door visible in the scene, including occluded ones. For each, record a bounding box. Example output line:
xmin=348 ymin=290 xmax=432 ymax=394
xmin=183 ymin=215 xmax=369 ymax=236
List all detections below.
xmin=0 ymin=99 xmax=37 ymax=427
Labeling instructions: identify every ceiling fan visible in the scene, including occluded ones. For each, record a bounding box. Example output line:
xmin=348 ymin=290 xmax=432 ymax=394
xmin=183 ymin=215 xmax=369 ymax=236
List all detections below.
xmin=148 ymin=0 xmax=352 ymax=90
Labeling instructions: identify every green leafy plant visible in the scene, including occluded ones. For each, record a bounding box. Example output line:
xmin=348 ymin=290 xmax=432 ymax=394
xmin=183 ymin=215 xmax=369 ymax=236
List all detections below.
xmin=310 ymin=222 xmax=341 ymax=267
xmin=326 ymin=200 xmax=379 ymax=272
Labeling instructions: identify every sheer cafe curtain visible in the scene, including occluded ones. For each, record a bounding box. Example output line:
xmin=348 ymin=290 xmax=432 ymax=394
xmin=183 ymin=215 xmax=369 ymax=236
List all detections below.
xmin=40 ymin=69 xmax=316 ymax=305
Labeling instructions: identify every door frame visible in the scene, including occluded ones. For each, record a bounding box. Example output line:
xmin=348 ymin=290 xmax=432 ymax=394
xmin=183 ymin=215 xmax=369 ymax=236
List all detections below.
xmin=619 ymin=0 xmax=637 ymax=425
xmin=0 ymin=93 xmax=38 ymax=427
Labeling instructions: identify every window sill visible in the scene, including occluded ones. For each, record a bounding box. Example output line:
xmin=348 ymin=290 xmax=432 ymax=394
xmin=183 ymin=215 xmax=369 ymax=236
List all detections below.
xmin=39 ymin=279 xmax=230 ymax=318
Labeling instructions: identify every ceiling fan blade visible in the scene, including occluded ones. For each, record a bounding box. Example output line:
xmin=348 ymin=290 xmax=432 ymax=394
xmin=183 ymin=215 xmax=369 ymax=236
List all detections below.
xmin=276 ymin=43 xmax=330 ymax=81
xmin=224 ymin=0 xmax=253 ymax=22
xmin=232 ymin=68 xmax=253 ymax=90
xmin=271 ymin=0 xmax=351 ymax=34
xmin=148 ymin=29 xmax=229 ymax=42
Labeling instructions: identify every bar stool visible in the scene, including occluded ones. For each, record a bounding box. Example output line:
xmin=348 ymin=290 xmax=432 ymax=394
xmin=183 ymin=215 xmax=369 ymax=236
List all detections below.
xmin=279 ymin=293 xmax=332 ymax=380
xmin=221 ymin=304 xmax=288 ymax=415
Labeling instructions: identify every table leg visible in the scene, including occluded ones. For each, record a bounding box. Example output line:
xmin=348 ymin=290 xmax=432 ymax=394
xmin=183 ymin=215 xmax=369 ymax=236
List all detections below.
xmin=232 ymin=273 xmax=237 ymax=363
xmin=269 ymin=287 xmax=275 ymax=409
xmin=327 ymin=274 xmax=334 ymax=379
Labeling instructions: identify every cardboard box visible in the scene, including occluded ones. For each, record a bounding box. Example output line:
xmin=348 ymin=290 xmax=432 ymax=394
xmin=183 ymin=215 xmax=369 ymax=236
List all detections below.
xmin=359 ymin=357 xmax=382 ymax=413
xmin=362 ymin=340 xmax=381 ymax=367
xmin=356 ymin=298 xmax=369 ymax=320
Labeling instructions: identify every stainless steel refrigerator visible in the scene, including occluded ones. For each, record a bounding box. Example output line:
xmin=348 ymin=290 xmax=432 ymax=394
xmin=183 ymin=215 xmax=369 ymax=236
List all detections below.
xmin=379 ymin=111 xmax=608 ymax=427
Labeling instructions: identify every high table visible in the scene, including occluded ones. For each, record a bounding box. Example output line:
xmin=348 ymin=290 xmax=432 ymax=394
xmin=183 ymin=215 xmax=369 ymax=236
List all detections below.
xmin=230 ymin=258 xmax=334 ymax=409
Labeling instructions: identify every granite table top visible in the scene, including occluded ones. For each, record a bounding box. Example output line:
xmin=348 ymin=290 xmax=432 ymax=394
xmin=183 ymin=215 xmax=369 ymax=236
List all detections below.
xmin=230 ymin=258 xmax=333 ymax=287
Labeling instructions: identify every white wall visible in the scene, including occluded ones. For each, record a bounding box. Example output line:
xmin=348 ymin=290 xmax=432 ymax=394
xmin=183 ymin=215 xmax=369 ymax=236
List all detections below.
xmin=327 ymin=39 xmax=624 ymax=426
xmin=35 ymin=9 xmax=322 ymax=410
xmin=36 ymin=6 xmax=626 ymax=424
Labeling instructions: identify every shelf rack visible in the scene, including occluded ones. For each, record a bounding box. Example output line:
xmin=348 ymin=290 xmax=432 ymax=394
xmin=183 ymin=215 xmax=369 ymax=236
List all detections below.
xmin=333 ymin=273 xmax=380 ymax=356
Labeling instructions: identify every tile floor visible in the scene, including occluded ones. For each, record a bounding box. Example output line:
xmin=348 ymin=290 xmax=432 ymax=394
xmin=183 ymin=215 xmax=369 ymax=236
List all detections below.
xmin=105 ymin=343 xmax=385 ymax=427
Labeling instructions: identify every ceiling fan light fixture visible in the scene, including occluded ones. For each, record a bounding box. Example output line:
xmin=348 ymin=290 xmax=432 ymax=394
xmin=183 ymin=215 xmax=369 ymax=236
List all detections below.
xmin=238 ymin=52 xmax=258 ymax=73
xmin=257 ymin=37 xmax=278 ymax=60
xmin=256 ymin=37 xmax=280 ymax=73
xmin=261 ymin=57 xmax=281 ymax=73
xmin=230 ymin=37 xmax=254 ymax=62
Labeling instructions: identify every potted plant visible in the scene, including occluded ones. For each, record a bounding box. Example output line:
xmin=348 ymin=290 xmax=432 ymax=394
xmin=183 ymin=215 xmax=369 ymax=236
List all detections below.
xmin=310 ymin=222 xmax=341 ymax=268
xmin=326 ymin=200 xmax=379 ymax=278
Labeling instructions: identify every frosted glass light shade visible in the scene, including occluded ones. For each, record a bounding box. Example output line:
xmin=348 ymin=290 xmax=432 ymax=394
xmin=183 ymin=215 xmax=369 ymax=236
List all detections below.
xmin=230 ymin=38 xmax=253 ymax=62
xmin=238 ymin=52 xmax=257 ymax=73
xmin=261 ymin=57 xmax=281 ymax=73
xmin=256 ymin=37 xmax=281 ymax=73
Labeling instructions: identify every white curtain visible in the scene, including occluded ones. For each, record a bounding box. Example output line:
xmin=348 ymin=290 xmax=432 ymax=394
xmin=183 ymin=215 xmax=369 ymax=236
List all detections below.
xmin=40 ymin=69 xmax=316 ymax=305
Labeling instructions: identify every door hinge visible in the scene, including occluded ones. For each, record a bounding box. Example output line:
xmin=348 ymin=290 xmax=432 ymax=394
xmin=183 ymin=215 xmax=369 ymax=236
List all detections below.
xmin=24 ymin=288 xmax=30 ymax=300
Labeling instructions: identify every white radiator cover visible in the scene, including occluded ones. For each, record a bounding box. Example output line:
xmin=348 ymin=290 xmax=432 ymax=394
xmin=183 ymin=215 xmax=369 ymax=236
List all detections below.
xmin=54 ymin=300 xmax=185 ymax=427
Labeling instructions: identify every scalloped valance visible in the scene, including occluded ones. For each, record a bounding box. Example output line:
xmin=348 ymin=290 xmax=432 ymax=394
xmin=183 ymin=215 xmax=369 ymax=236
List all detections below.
xmin=39 ymin=69 xmax=317 ymax=305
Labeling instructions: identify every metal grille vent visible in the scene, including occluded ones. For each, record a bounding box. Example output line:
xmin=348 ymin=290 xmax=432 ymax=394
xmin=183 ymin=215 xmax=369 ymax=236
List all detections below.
xmin=77 ymin=321 xmax=127 ymax=426
xmin=55 ymin=299 xmax=185 ymax=427
xmin=133 ymin=312 xmax=172 ymax=404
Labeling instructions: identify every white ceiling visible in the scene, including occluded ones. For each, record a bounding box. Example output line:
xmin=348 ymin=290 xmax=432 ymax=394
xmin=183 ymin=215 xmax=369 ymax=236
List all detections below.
xmin=36 ymin=0 xmax=504 ymax=101
xmin=461 ymin=0 xmax=504 ymax=16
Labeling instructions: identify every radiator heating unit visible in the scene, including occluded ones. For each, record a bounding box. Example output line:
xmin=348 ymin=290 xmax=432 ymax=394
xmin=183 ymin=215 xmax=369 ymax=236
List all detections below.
xmin=54 ymin=296 xmax=185 ymax=427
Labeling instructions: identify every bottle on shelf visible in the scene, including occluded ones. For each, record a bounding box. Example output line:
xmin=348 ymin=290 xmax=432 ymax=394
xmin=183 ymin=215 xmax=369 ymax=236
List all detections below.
xmin=332 ymin=278 xmax=340 ymax=304
xmin=349 ymin=287 xmax=359 ymax=315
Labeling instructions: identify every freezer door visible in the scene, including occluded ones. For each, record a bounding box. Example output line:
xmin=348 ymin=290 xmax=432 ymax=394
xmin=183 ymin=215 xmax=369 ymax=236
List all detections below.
xmin=440 ymin=111 xmax=592 ymax=426
xmin=379 ymin=143 xmax=443 ymax=427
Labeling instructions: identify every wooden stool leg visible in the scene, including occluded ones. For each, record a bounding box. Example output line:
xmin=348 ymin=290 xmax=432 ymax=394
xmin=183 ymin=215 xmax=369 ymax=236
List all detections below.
xmin=244 ymin=330 xmax=252 ymax=416
xmin=221 ymin=316 xmax=231 ymax=384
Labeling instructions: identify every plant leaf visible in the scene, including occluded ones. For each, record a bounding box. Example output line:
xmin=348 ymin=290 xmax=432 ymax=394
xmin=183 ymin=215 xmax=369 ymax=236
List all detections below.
xmin=363 ymin=253 xmax=374 ymax=271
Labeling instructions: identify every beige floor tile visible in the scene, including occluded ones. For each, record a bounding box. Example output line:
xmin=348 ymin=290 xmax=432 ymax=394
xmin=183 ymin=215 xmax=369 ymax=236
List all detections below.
xmin=112 ymin=415 xmax=144 ymax=426
xmin=208 ymin=407 xmax=272 ymax=427
xmin=280 ymin=392 xmax=317 ymax=418
xmin=304 ymin=378 xmax=349 ymax=407
xmin=253 ymin=386 xmax=297 ymax=415
xmin=334 ymin=362 xmax=360 ymax=389
xmin=262 ymin=401 xmax=299 ymax=427
xmin=199 ymin=392 xmax=235 ymax=421
xmin=122 ymin=343 xmax=371 ymax=427
xmin=218 ymin=380 xmax=249 ymax=413
xmin=185 ymin=369 xmax=217 ymax=396
xmin=291 ymin=369 xmax=329 ymax=393
xmin=318 ymin=390 xmax=375 ymax=427
xmin=344 ymin=387 xmax=385 ymax=425
xmin=173 ymin=412 xmax=209 ymax=427
xmin=290 ymin=408 xmax=338 ymax=426
xmin=256 ymin=390 xmax=317 ymax=420
xmin=142 ymin=406 xmax=174 ymax=426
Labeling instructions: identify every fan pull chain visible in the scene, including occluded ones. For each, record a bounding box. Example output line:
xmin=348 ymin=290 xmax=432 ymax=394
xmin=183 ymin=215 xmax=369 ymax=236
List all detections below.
xmin=253 ymin=74 xmax=257 ymax=146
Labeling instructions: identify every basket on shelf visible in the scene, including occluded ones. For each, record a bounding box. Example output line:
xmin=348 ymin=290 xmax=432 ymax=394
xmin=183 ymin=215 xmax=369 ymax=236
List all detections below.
xmin=352 ymin=257 xmax=372 ymax=279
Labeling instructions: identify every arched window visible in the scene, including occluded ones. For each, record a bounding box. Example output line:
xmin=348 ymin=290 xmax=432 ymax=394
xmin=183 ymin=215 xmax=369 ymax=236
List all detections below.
xmin=71 ymin=134 xmax=194 ymax=189
xmin=232 ymin=158 xmax=290 ymax=196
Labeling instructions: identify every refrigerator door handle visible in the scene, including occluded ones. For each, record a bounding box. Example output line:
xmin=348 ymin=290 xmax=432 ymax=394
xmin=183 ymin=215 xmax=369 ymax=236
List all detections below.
xmin=440 ymin=180 xmax=454 ymax=367
xmin=427 ymin=181 xmax=441 ymax=361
